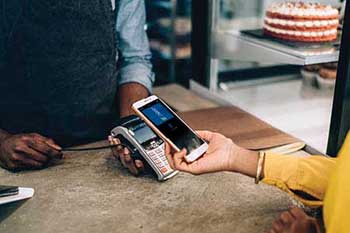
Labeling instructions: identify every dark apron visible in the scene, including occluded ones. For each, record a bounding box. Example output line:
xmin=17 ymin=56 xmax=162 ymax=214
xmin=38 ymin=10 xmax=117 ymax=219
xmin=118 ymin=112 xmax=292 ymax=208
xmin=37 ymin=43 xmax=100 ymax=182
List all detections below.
xmin=0 ymin=0 xmax=119 ymax=146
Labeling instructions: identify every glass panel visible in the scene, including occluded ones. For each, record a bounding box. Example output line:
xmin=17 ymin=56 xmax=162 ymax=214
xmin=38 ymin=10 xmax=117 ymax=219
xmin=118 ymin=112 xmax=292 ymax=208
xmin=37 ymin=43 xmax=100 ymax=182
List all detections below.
xmin=211 ymin=0 xmax=343 ymax=152
xmin=146 ymin=0 xmax=192 ymax=86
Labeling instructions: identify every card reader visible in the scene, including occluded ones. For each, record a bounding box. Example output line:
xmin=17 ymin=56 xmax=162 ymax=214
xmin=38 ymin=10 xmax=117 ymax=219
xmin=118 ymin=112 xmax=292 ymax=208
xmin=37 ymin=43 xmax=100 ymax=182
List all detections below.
xmin=110 ymin=115 xmax=178 ymax=181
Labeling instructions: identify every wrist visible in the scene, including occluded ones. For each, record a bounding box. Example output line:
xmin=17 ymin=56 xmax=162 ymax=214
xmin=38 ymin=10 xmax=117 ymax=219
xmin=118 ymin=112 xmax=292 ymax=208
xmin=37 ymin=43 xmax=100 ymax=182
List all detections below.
xmin=227 ymin=144 xmax=245 ymax=172
xmin=227 ymin=145 xmax=259 ymax=177
xmin=118 ymin=83 xmax=149 ymax=118
xmin=119 ymin=108 xmax=134 ymax=118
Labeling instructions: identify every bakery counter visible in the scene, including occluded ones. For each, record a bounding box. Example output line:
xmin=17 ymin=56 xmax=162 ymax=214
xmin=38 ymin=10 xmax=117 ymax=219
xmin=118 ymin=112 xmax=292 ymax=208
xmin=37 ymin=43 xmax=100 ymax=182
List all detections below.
xmin=0 ymin=107 xmax=299 ymax=233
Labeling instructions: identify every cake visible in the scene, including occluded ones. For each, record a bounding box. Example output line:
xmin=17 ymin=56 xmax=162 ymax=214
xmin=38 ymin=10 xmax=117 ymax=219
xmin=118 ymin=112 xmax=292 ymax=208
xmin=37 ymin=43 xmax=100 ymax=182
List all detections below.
xmin=318 ymin=65 xmax=337 ymax=80
xmin=303 ymin=64 xmax=321 ymax=72
xmin=316 ymin=62 xmax=338 ymax=89
xmin=301 ymin=64 xmax=321 ymax=85
xmin=264 ymin=2 xmax=339 ymax=42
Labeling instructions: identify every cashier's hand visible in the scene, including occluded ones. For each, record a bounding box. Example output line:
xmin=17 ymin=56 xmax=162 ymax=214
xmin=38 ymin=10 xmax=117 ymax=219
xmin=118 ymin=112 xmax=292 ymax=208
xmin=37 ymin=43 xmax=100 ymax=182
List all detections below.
xmin=167 ymin=131 xmax=243 ymax=175
xmin=109 ymin=136 xmax=144 ymax=175
xmin=270 ymin=207 xmax=321 ymax=233
xmin=0 ymin=133 xmax=63 ymax=171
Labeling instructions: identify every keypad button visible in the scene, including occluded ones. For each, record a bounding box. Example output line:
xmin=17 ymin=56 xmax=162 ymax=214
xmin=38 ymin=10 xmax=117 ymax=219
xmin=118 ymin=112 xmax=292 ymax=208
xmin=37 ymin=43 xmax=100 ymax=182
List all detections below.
xmin=145 ymin=146 xmax=171 ymax=174
xmin=153 ymin=158 xmax=160 ymax=163
xmin=156 ymin=161 xmax=163 ymax=166
xmin=160 ymin=167 xmax=168 ymax=173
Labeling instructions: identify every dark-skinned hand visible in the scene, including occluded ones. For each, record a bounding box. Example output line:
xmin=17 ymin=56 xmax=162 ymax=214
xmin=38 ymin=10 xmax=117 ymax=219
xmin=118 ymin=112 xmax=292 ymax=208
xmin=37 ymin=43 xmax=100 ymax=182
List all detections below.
xmin=270 ymin=207 xmax=321 ymax=233
xmin=0 ymin=133 xmax=63 ymax=171
xmin=109 ymin=136 xmax=144 ymax=176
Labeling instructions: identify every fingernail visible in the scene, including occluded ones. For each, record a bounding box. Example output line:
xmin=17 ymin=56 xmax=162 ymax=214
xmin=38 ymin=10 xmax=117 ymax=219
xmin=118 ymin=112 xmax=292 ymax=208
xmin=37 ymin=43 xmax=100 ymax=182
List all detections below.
xmin=124 ymin=147 xmax=129 ymax=154
xmin=135 ymin=160 xmax=142 ymax=168
xmin=48 ymin=143 xmax=62 ymax=151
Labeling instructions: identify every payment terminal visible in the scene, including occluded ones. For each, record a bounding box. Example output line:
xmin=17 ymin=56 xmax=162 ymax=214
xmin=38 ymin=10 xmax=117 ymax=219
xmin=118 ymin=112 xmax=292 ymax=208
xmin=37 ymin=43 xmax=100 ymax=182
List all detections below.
xmin=110 ymin=115 xmax=178 ymax=181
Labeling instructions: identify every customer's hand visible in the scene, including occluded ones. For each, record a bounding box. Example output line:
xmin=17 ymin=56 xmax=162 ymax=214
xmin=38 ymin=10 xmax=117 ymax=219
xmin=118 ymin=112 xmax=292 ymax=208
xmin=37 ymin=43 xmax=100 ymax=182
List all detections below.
xmin=168 ymin=131 xmax=250 ymax=175
xmin=270 ymin=207 xmax=321 ymax=233
xmin=0 ymin=133 xmax=63 ymax=171
xmin=109 ymin=136 xmax=144 ymax=175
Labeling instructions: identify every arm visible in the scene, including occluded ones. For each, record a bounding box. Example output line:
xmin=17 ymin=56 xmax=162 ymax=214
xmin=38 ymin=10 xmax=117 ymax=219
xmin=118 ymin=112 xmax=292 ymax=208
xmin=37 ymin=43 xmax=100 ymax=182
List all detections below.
xmin=115 ymin=0 xmax=155 ymax=117
xmin=267 ymin=133 xmax=350 ymax=233
xmin=170 ymin=131 xmax=337 ymax=208
xmin=118 ymin=83 xmax=149 ymax=118
xmin=262 ymin=153 xmax=336 ymax=208
xmin=323 ymin=132 xmax=350 ymax=233
xmin=111 ymin=0 xmax=154 ymax=175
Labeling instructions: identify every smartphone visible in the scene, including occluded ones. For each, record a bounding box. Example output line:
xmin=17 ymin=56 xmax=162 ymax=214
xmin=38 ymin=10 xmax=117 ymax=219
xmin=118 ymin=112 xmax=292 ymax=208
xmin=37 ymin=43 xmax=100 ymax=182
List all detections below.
xmin=132 ymin=95 xmax=208 ymax=162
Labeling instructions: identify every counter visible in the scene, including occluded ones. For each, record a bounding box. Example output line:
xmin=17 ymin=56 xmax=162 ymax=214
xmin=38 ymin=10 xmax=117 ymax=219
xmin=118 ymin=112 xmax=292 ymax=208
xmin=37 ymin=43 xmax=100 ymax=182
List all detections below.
xmin=0 ymin=107 xmax=297 ymax=233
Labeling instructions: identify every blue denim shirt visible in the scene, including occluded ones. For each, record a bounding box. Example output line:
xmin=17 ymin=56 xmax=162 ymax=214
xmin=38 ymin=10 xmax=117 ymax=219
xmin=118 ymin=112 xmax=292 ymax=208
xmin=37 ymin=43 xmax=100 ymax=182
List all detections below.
xmin=116 ymin=0 xmax=155 ymax=93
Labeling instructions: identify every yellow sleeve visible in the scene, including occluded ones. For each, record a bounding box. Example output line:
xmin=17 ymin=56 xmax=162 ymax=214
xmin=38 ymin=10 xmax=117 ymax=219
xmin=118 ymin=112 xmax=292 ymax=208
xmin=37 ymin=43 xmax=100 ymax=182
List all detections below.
xmin=262 ymin=152 xmax=337 ymax=208
xmin=323 ymin=132 xmax=350 ymax=233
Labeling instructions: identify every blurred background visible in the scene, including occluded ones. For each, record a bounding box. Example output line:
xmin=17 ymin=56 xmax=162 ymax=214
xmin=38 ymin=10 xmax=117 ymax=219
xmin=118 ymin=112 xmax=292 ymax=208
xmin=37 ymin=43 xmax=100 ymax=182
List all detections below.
xmin=146 ymin=0 xmax=345 ymax=153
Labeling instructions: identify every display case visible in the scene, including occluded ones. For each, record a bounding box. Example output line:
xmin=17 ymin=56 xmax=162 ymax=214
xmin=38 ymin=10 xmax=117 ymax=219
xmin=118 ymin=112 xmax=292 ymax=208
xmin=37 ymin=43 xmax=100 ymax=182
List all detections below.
xmin=193 ymin=0 xmax=342 ymax=90
xmin=192 ymin=0 xmax=349 ymax=156
xmin=146 ymin=0 xmax=192 ymax=85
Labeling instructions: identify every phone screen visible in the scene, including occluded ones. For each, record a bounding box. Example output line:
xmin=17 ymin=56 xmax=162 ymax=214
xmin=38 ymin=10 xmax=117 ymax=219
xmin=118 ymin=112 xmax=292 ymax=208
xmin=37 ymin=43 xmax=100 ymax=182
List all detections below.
xmin=139 ymin=99 xmax=205 ymax=153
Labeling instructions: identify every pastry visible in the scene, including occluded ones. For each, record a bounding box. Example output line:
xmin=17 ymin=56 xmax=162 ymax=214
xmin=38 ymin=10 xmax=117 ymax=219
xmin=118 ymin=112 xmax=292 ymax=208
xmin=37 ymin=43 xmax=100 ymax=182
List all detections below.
xmin=264 ymin=2 xmax=339 ymax=42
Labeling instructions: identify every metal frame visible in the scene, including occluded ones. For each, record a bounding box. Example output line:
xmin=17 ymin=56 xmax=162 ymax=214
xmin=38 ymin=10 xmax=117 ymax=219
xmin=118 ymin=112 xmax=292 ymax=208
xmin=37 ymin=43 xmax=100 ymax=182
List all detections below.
xmin=192 ymin=0 xmax=350 ymax=156
xmin=191 ymin=0 xmax=211 ymax=87
xmin=192 ymin=0 xmax=222 ymax=91
xmin=327 ymin=0 xmax=350 ymax=156
xmin=169 ymin=0 xmax=178 ymax=83
xmin=218 ymin=65 xmax=300 ymax=83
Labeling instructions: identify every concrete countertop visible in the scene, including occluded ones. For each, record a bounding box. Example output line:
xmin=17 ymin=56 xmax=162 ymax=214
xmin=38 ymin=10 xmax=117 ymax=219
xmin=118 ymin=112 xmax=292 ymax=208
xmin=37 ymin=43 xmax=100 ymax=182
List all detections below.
xmin=0 ymin=142 xmax=293 ymax=233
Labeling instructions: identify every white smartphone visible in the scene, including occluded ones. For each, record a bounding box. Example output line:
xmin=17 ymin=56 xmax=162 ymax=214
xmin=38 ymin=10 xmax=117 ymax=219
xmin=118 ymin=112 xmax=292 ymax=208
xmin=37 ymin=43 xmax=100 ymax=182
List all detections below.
xmin=132 ymin=95 xmax=208 ymax=162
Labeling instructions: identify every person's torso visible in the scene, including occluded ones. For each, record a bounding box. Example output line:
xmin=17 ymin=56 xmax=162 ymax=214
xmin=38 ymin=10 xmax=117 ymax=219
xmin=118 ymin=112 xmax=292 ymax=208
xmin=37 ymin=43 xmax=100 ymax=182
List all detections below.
xmin=0 ymin=0 xmax=119 ymax=145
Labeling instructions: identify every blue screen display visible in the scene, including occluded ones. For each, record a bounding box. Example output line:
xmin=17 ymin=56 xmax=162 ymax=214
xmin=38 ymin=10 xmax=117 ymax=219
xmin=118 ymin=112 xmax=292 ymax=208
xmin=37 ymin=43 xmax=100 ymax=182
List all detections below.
xmin=142 ymin=103 xmax=174 ymax=126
